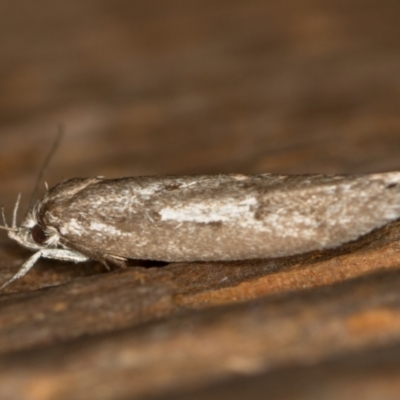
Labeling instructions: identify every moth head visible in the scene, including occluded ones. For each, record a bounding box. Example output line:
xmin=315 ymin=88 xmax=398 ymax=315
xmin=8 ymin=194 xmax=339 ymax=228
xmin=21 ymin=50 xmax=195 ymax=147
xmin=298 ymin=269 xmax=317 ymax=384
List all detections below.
xmin=0 ymin=194 xmax=61 ymax=251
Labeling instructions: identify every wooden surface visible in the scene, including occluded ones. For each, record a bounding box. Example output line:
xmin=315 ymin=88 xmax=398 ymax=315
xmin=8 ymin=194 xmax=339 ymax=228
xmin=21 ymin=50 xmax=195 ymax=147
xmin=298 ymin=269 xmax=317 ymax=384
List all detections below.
xmin=1 ymin=1 xmax=400 ymax=399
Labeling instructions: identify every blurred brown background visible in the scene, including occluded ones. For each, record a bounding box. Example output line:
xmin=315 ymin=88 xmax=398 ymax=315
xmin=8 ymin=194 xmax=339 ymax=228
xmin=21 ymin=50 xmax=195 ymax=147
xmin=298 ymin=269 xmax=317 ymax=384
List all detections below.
xmin=1 ymin=1 xmax=400 ymax=399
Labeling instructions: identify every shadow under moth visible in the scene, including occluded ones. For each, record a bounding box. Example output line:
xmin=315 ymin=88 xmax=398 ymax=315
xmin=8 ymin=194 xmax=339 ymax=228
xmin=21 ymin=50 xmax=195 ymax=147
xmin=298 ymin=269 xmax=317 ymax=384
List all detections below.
xmin=1 ymin=172 xmax=400 ymax=290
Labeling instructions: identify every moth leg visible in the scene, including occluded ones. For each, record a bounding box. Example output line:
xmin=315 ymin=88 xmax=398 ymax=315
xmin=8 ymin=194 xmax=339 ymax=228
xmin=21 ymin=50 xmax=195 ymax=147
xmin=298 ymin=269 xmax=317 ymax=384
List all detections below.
xmin=0 ymin=249 xmax=90 ymax=291
xmin=101 ymin=260 xmax=111 ymax=271
xmin=40 ymin=248 xmax=90 ymax=263
xmin=103 ymin=254 xmax=128 ymax=269
xmin=0 ymin=251 xmax=43 ymax=291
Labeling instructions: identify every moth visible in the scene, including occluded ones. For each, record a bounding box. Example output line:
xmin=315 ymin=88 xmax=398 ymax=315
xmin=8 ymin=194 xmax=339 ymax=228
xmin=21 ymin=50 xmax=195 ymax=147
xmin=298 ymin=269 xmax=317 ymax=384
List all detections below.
xmin=1 ymin=172 xmax=400 ymax=290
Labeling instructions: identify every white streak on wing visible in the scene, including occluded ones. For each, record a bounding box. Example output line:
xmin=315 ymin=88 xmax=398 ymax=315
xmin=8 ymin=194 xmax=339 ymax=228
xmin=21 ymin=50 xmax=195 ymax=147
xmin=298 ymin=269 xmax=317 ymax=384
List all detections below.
xmin=89 ymin=221 xmax=125 ymax=236
xmin=160 ymin=197 xmax=258 ymax=225
xmin=60 ymin=219 xmax=126 ymax=238
xmin=261 ymin=211 xmax=321 ymax=240
xmin=369 ymin=172 xmax=400 ymax=183
xmin=134 ymin=182 xmax=164 ymax=198
xmin=60 ymin=218 xmax=86 ymax=236
xmin=60 ymin=218 xmax=129 ymax=240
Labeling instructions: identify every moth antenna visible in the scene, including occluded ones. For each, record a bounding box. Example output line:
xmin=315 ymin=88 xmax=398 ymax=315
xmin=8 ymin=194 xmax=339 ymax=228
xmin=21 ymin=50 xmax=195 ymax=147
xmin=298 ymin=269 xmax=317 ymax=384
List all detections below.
xmin=1 ymin=205 xmax=8 ymax=228
xmin=44 ymin=181 xmax=49 ymax=191
xmin=0 ymin=196 xmax=20 ymax=233
xmin=25 ymin=125 xmax=64 ymax=216
xmin=12 ymin=193 xmax=21 ymax=229
xmin=0 ymin=225 xmax=17 ymax=233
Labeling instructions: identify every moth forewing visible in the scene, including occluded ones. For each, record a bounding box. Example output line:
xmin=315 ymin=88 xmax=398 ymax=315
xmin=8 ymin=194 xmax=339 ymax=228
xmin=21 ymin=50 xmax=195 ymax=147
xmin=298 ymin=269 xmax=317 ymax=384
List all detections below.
xmin=1 ymin=172 xmax=400 ymax=290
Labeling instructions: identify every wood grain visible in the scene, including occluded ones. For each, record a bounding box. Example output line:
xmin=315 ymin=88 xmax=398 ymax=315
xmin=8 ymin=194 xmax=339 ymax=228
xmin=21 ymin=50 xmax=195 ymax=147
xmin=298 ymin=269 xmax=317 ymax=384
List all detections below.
xmin=1 ymin=0 xmax=400 ymax=399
